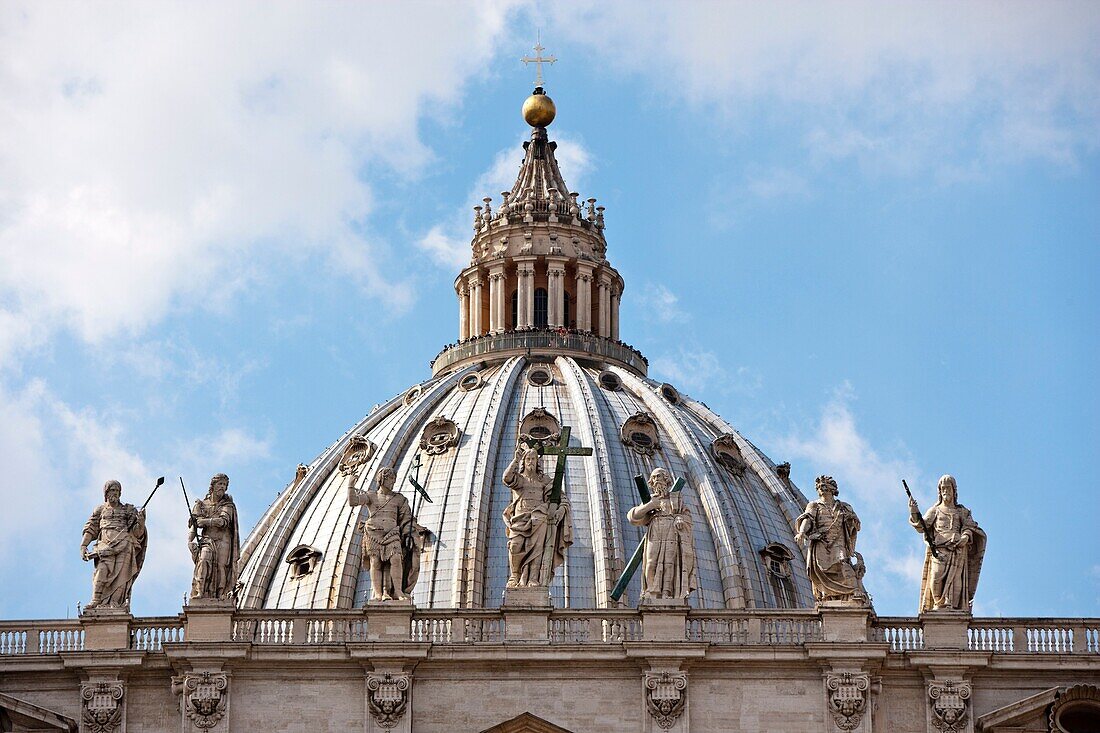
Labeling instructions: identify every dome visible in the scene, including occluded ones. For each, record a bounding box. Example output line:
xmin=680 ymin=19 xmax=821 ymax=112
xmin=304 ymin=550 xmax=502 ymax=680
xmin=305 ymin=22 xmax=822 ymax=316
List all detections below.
xmin=236 ymin=87 xmax=814 ymax=611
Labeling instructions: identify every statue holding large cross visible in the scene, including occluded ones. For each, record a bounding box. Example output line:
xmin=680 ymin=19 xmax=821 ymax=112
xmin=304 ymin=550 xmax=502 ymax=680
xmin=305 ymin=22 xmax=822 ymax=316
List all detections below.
xmin=502 ymin=425 xmax=591 ymax=591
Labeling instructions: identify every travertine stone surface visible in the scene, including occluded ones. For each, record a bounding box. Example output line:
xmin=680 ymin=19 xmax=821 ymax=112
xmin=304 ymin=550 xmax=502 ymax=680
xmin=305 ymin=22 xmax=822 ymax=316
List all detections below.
xmin=81 ymin=481 xmax=146 ymax=613
xmin=502 ymin=446 xmax=572 ymax=589
xmin=80 ymin=679 xmax=125 ymax=733
xmin=171 ymin=671 xmax=229 ymax=733
xmin=825 ymin=671 xmax=872 ymax=732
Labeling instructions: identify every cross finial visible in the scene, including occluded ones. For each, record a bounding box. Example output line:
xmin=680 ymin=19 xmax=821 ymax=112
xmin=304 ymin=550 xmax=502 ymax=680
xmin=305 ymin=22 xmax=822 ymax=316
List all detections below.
xmin=521 ymin=30 xmax=557 ymax=88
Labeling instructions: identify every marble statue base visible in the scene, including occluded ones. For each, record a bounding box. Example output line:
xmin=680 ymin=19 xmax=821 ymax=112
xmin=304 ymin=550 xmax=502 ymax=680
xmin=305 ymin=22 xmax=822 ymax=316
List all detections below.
xmin=638 ymin=596 xmax=690 ymax=610
xmin=366 ymin=597 xmax=415 ymax=608
xmin=187 ymin=596 xmax=236 ymax=610
xmin=502 ymin=586 xmax=552 ymax=609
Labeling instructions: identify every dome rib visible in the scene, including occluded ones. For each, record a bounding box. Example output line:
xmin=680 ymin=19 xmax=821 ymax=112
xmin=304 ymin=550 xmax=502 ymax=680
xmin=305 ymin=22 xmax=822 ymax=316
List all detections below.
xmin=452 ymin=357 xmax=526 ymax=607
xmin=557 ymin=356 xmax=626 ymax=607
xmin=610 ymin=366 xmax=753 ymax=608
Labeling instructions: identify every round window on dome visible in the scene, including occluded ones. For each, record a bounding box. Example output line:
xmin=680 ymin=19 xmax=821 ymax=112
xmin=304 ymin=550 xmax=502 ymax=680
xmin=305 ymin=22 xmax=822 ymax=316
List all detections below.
xmin=459 ymin=372 xmax=483 ymax=391
xmin=527 ymin=367 xmax=553 ymax=387
xmin=403 ymin=385 xmax=423 ymax=406
xmin=660 ymin=383 xmax=681 ymax=404
xmin=598 ymin=370 xmax=621 ymax=391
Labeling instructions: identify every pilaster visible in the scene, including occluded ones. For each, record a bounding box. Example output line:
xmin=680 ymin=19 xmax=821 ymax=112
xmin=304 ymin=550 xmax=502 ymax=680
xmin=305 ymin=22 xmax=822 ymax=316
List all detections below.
xmin=515 ymin=257 xmax=537 ymax=329
xmin=575 ymin=263 xmax=594 ymax=332
xmin=458 ymin=283 xmax=469 ymax=340
xmin=597 ymin=272 xmax=612 ymax=337
xmin=547 ymin=257 xmax=567 ymax=327
xmin=610 ymin=283 xmax=621 ymax=340
xmin=488 ymin=265 xmax=506 ymax=333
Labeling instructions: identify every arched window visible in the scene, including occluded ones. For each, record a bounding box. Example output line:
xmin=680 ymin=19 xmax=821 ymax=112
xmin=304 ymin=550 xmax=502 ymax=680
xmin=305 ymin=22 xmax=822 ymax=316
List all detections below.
xmin=534 ymin=288 xmax=548 ymax=328
xmin=510 ymin=290 xmax=518 ymax=330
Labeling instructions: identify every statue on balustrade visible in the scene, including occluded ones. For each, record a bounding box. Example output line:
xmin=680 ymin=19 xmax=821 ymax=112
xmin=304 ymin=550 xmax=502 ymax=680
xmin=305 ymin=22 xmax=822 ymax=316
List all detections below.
xmin=189 ymin=473 xmax=241 ymax=601
xmin=627 ymin=467 xmax=697 ymax=601
xmin=794 ymin=475 xmax=868 ymax=604
xmin=502 ymin=444 xmax=573 ymax=588
xmin=909 ymin=474 xmax=986 ymax=613
xmin=348 ymin=467 xmax=415 ymax=601
xmin=80 ymin=480 xmax=147 ymax=611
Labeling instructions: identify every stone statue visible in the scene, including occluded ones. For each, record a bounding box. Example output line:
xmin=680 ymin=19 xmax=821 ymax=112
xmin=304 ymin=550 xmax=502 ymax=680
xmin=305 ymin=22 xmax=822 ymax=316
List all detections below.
xmin=627 ymin=467 xmax=696 ymax=601
xmin=795 ymin=475 xmax=867 ymax=604
xmin=502 ymin=444 xmax=573 ymax=588
xmin=909 ymin=474 xmax=986 ymax=613
xmin=80 ymin=480 xmax=147 ymax=611
xmin=189 ymin=473 xmax=240 ymax=601
xmin=348 ymin=467 xmax=415 ymax=601
xmin=402 ymin=521 xmax=431 ymax=596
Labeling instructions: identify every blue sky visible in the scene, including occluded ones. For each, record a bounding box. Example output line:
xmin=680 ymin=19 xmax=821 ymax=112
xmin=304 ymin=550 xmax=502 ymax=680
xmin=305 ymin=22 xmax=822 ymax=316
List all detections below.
xmin=1 ymin=2 xmax=1097 ymax=619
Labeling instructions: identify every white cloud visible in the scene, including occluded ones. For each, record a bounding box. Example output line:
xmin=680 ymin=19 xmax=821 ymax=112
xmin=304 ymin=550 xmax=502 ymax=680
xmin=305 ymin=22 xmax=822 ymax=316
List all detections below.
xmin=551 ymin=1 xmax=1100 ymax=174
xmin=652 ymin=348 xmax=726 ymax=393
xmin=642 ymin=283 xmax=689 ymax=324
xmin=777 ymin=383 xmax=928 ymax=606
xmin=416 ymin=134 xmax=593 ymax=269
xmin=0 ymin=2 xmax=519 ymax=363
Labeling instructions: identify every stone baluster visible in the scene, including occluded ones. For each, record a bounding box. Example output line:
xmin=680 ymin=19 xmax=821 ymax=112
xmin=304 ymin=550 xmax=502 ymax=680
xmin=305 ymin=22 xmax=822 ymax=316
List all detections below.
xmin=482 ymin=197 xmax=492 ymax=227
xmin=596 ymin=205 xmax=605 ymax=230
xmin=548 ymin=188 xmax=560 ymax=223
xmin=473 ymin=205 xmax=482 ymax=232
xmin=587 ymin=198 xmax=597 ymax=222
xmin=569 ymin=192 xmax=580 ymax=221
xmin=500 ymin=191 xmax=511 ymax=224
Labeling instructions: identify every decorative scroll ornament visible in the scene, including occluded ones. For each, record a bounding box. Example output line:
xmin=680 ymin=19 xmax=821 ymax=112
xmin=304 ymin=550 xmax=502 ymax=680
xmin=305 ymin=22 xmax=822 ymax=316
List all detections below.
xmin=366 ymin=672 xmax=411 ymax=729
xmin=711 ymin=434 xmax=747 ymax=477
xmin=338 ymin=435 xmax=376 ymax=478
xmin=929 ymin=680 xmax=971 ymax=733
xmin=826 ymin=672 xmax=870 ymax=731
xmin=81 ymin=681 xmax=124 ymax=733
xmin=518 ymin=407 xmax=561 ymax=448
xmin=644 ymin=671 xmax=688 ymax=730
xmin=621 ymin=412 xmax=660 ymax=456
xmin=419 ymin=416 xmax=460 ymax=455
xmin=176 ymin=672 xmax=229 ymax=730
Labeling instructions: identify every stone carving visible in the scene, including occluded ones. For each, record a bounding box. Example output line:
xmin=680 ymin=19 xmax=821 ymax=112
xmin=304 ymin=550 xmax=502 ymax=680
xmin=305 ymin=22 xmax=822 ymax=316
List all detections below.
xmin=644 ymin=671 xmax=688 ymax=730
xmin=621 ymin=411 xmax=660 ymax=456
xmin=826 ymin=672 xmax=871 ymax=731
xmin=928 ymin=680 xmax=971 ymax=733
xmin=419 ymin=416 xmax=460 ymax=455
xmin=348 ymin=468 xmax=415 ymax=601
xmin=518 ymin=407 xmax=561 ymax=447
xmin=80 ymin=681 xmax=124 ymax=733
xmin=795 ymin=476 xmax=868 ymax=604
xmin=403 ymin=386 xmax=422 ymax=406
xmin=760 ymin=543 xmax=794 ymax=579
xmin=1050 ymin=684 xmax=1100 ymax=733
xmin=711 ymin=434 xmax=747 ymax=477
xmin=80 ymin=480 xmax=147 ymax=611
xmin=189 ymin=473 xmax=240 ymax=601
xmin=172 ymin=671 xmax=228 ymax=730
xmin=909 ymin=474 xmax=986 ymax=613
xmin=292 ymin=463 xmax=308 ymax=488
xmin=339 ymin=434 xmax=377 ymax=478
xmin=366 ymin=672 xmax=410 ymax=729
xmin=502 ymin=445 xmax=572 ymax=588
xmin=658 ymin=383 xmax=681 ymax=404
xmin=627 ymin=468 xmax=696 ymax=601
xmin=776 ymin=462 xmax=792 ymax=481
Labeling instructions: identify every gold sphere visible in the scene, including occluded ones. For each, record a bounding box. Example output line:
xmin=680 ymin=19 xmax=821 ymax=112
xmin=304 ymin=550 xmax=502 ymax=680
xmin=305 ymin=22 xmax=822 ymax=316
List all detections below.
xmin=522 ymin=91 xmax=556 ymax=127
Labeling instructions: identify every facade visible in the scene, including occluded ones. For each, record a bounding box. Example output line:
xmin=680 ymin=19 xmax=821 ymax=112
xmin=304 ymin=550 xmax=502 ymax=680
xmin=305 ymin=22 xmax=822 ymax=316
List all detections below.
xmin=1 ymin=85 xmax=1098 ymax=733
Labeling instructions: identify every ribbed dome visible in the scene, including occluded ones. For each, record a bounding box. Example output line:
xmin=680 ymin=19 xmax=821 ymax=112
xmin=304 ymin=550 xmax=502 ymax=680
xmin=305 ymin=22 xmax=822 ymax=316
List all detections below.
xmin=237 ymin=356 xmax=813 ymax=610
xmin=237 ymin=86 xmax=814 ymax=611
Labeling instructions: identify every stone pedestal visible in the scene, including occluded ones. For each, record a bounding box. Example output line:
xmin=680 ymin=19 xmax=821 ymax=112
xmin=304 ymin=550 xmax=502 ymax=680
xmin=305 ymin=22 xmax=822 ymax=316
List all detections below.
xmin=502 ymin=586 xmax=551 ymax=641
xmin=81 ymin=609 xmax=132 ymax=651
xmin=183 ymin=599 xmax=235 ymax=643
xmin=365 ymin=600 xmax=414 ymax=641
xmin=920 ymin=610 xmax=970 ymax=650
xmin=640 ymin=600 xmax=688 ymax=643
xmin=819 ymin=602 xmax=872 ymax=643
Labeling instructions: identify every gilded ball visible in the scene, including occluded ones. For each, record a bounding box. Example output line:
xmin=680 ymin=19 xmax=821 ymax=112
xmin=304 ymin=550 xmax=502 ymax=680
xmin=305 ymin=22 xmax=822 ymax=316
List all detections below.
xmin=522 ymin=92 xmax=556 ymax=127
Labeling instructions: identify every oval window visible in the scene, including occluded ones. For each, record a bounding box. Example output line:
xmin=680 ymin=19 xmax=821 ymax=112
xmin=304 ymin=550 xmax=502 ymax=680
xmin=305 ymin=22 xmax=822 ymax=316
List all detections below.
xmin=598 ymin=370 xmax=621 ymax=391
xmin=527 ymin=367 xmax=553 ymax=386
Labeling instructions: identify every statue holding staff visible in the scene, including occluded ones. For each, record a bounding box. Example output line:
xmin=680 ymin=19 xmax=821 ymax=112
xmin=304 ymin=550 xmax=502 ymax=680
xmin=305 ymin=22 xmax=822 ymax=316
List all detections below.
xmin=189 ymin=473 xmax=240 ymax=601
xmin=908 ymin=474 xmax=986 ymax=613
xmin=80 ymin=480 xmax=148 ymax=611
xmin=626 ymin=467 xmax=696 ymax=601
xmin=348 ymin=467 xmax=415 ymax=601
xmin=794 ymin=475 xmax=867 ymax=604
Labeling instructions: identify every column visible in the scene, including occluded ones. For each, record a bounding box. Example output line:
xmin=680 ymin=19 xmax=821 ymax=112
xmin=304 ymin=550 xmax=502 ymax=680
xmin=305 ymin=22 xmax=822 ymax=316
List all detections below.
xmin=458 ymin=283 xmax=469 ymax=341
xmin=516 ymin=258 xmax=536 ymax=329
xmin=610 ymin=283 xmax=621 ymax=340
xmin=489 ymin=264 xmax=506 ymax=333
xmin=597 ymin=272 xmax=612 ymax=338
xmin=467 ymin=274 xmax=483 ymax=336
xmin=547 ymin=258 xmax=567 ymax=327
xmin=575 ymin=263 xmax=593 ymax=332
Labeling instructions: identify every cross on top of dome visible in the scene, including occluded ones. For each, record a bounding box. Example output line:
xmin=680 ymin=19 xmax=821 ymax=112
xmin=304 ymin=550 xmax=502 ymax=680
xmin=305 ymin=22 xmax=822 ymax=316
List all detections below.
xmin=521 ymin=31 xmax=556 ymax=88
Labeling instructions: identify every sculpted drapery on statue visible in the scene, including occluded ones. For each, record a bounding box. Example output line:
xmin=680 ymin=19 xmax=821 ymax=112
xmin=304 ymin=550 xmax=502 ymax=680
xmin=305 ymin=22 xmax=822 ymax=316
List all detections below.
xmin=189 ymin=473 xmax=240 ymax=601
xmin=627 ymin=467 xmax=696 ymax=601
xmin=910 ymin=474 xmax=986 ymax=613
xmin=795 ymin=475 xmax=868 ymax=604
xmin=502 ymin=445 xmax=573 ymax=588
xmin=348 ymin=467 xmax=415 ymax=601
xmin=80 ymin=480 xmax=147 ymax=611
